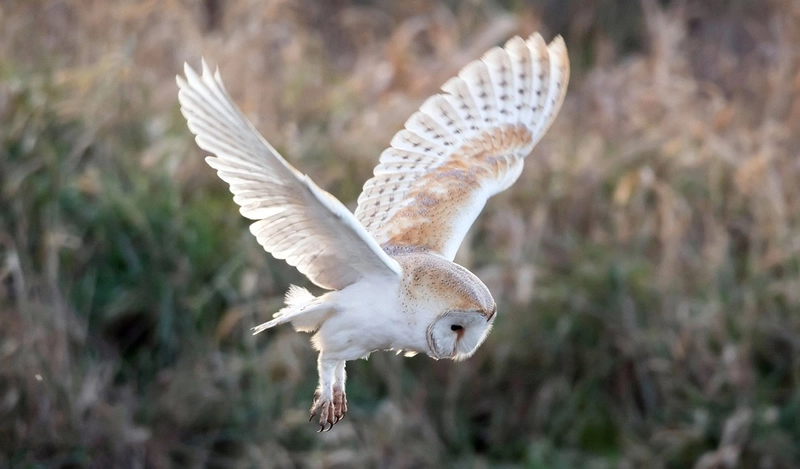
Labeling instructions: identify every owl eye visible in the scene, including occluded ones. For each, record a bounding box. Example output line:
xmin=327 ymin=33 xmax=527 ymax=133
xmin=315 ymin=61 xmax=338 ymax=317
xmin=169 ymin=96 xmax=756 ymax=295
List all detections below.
xmin=450 ymin=324 xmax=463 ymax=332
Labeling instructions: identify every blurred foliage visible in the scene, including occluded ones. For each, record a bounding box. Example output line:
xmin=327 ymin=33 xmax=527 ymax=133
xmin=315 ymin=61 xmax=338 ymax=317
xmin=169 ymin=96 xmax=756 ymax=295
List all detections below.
xmin=1 ymin=0 xmax=800 ymax=468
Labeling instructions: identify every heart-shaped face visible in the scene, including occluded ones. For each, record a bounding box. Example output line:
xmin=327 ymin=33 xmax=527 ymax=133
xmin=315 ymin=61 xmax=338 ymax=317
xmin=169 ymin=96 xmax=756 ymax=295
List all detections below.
xmin=427 ymin=310 xmax=496 ymax=360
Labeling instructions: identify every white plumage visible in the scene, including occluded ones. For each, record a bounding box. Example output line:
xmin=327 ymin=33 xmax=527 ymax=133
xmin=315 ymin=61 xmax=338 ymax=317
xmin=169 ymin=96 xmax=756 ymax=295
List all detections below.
xmin=177 ymin=62 xmax=401 ymax=292
xmin=177 ymin=32 xmax=569 ymax=431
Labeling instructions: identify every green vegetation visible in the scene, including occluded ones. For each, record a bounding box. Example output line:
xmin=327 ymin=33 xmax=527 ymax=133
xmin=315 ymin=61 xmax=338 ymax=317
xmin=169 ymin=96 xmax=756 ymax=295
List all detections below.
xmin=1 ymin=0 xmax=798 ymax=467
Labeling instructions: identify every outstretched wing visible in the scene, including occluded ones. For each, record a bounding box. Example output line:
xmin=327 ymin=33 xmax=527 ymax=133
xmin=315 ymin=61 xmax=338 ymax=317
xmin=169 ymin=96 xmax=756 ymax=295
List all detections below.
xmin=355 ymin=33 xmax=569 ymax=260
xmin=178 ymin=61 xmax=401 ymax=290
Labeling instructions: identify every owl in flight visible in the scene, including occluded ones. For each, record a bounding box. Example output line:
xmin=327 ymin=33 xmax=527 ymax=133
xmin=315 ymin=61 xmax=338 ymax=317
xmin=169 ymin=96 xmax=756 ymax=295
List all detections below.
xmin=177 ymin=32 xmax=569 ymax=431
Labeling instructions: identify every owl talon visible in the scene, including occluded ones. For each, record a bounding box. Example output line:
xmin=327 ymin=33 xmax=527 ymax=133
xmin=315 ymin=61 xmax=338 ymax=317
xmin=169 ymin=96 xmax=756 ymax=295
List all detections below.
xmin=332 ymin=385 xmax=347 ymax=422
xmin=309 ymin=386 xmax=347 ymax=430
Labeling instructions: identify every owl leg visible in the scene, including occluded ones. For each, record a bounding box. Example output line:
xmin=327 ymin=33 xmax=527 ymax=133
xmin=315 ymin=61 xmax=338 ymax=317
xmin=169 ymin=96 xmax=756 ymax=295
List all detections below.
xmin=332 ymin=360 xmax=347 ymax=422
xmin=310 ymin=355 xmax=346 ymax=431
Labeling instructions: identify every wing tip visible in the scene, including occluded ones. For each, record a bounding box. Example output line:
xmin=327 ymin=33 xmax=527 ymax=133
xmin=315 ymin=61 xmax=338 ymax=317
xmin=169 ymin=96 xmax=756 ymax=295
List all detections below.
xmin=548 ymin=34 xmax=567 ymax=50
xmin=183 ymin=61 xmax=198 ymax=82
xmin=546 ymin=34 xmax=571 ymax=98
xmin=547 ymin=35 xmax=569 ymax=67
xmin=178 ymin=57 xmax=222 ymax=89
xmin=481 ymin=45 xmax=506 ymax=63
xmin=526 ymin=32 xmax=548 ymax=51
xmin=504 ymin=35 xmax=526 ymax=49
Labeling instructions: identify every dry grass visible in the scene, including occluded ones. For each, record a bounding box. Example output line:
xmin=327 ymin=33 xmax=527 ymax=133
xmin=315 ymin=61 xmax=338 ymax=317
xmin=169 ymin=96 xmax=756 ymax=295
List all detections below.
xmin=1 ymin=0 xmax=799 ymax=467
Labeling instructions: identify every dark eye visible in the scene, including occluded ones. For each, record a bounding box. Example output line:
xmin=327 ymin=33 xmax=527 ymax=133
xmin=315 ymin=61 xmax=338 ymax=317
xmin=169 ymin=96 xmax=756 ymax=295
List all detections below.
xmin=450 ymin=324 xmax=463 ymax=332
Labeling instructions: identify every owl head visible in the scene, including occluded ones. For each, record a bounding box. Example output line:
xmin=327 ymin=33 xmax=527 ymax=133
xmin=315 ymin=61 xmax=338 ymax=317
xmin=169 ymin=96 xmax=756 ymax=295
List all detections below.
xmin=396 ymin=251 xmax=497 ymax=361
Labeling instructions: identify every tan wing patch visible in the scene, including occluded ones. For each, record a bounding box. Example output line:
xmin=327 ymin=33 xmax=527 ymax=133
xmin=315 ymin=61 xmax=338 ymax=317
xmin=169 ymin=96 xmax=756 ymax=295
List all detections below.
xmin=383 ymin=124 xmax=532 ymax=257
xmin=355 ymin=33 xmax=570 ymax=260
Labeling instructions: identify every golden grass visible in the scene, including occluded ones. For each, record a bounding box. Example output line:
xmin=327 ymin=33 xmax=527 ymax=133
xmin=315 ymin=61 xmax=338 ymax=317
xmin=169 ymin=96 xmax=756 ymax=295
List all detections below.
xmin=1 ymin=0 xmax=799 ymax=467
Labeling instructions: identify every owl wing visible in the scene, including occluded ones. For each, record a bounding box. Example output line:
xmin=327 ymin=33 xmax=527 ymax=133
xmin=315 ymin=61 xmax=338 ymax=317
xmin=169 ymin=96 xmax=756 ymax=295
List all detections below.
xmin=355 ymin=33 xmax=569 ymax=260
xmin=177 ymin=61 xmax=401 ymax=290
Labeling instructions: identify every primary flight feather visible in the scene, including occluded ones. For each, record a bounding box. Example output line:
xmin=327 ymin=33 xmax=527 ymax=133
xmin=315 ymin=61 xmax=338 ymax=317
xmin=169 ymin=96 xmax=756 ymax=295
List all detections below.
xmin=177 ymin=32 xmax=569 ymax=431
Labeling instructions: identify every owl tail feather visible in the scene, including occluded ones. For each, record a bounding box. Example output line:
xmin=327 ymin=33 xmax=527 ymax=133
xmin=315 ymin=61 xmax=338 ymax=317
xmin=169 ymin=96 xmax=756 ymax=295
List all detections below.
xmin=252 ymin=285 xmax=332 ymax=334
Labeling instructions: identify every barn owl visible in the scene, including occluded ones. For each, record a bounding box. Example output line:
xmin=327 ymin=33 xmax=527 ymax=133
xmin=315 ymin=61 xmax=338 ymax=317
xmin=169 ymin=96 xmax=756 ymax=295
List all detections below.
xmin=177 ymin=32 xmax=569 ymax=431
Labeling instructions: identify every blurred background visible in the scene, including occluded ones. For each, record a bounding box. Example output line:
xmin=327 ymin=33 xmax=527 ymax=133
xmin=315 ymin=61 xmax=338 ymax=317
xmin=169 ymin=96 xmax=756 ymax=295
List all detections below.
xmin=1 ymin=0 xmax=799 ymax=467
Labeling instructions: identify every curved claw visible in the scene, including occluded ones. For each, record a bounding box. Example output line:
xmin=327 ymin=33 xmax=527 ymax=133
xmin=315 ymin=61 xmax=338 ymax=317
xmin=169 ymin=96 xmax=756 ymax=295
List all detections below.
xmin=310 ymin=387 xmax=347 ymax=431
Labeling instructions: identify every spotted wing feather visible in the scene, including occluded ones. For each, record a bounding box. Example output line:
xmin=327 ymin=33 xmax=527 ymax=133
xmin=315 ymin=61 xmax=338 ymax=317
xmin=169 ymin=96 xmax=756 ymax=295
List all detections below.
xmin=355 ymin=33 xmax=569 ymax=260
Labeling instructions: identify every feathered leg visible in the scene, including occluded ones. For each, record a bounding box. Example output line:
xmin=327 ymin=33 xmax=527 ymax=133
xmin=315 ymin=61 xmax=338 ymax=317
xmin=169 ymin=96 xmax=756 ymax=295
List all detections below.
xmin=332 ymin=361 xmax=347 ymax=421
xmin=310 ymin=355 xmax=347 ymax=431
